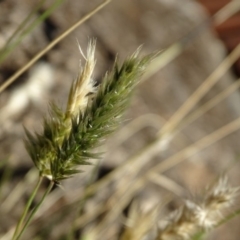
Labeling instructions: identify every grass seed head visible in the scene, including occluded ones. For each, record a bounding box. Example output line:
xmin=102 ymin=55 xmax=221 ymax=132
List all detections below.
xmin=156 ymin=177 xmax=239 ymax=240
xmin=24 ymin=40 xmax=153 ymax=182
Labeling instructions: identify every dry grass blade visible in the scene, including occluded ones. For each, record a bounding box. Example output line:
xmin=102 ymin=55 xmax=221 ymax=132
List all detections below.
xmin=112 ymin=77 xmax=240 ymax=156
xmin=152 ymin=116 xmax=240 ymax=175
xmin=213 ymin=0 xmax=240 ymax=24
xmin=109 ymin=114 xmax=165 ymax=149
xmin=142 ymin=0 xmax=240 ymax=82
xmin=176 ymin=79 xmax=240 ymax=135
xmin=159 ymin=42 xmax=240 ymax=137
xmin=0 ymin=0 xmax=111 ymax=93
xmin=148 ymin=173 xmax=187 ymax=198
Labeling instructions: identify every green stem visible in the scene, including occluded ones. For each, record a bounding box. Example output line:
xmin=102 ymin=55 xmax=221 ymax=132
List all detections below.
xmin=15 ymin=180 xmax=54 ymax=240
xmin=0 ymin=165 xmax=12 ymax=201
xmin=0 ymin=0 xmax=63 ymax=64
xmin=12 ymin=176 xmax=43 ymax=240
xmin=217 ymin=207 xmax=240 ymax=226
xmin=4 ymin=0 xmax=46 ymax=47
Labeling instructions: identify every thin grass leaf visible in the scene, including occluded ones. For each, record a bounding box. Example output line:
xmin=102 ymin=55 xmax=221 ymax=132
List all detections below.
xmin=0 ymin=0 xmax=64 ymax=64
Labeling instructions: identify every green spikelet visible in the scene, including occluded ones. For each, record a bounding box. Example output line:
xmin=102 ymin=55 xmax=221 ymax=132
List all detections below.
xmin=24 ymin=42 xmax=153 ymax=183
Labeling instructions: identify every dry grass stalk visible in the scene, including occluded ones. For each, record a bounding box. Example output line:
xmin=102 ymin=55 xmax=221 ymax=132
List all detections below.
xmin=0 ymin=0 xmax=111 ymax=93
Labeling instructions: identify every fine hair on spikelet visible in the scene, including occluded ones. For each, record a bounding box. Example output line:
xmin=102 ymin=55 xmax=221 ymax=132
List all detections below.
xmin=156 ymin=177 xmax=238 ymax=240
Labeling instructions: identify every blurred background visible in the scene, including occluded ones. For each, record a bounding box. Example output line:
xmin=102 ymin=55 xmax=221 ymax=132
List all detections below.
xmin=1 ymin=0 xmax=240 ymax=239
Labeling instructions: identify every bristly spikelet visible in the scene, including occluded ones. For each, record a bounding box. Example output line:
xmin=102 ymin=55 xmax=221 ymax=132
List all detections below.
xmin=157 ymin=204 xmax=198 ymax=240
xmin=157 ymin=177 xmax=238 ymax=240
xmin=59 ymin=40 xmax=97 ymax=146
xmin=65 ymin=40 xmax=96 ymax=120
xmin=195 ymin=177 xmax=239 ymax=229
xmin=24 ymin=41 xmax=153 ymax=182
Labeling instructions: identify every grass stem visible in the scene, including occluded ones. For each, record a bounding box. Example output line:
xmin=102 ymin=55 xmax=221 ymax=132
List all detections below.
xmin=15 ymin=180 xmax=54 ymax=240
xmin=12 ymin=176 xmax=43 ymax=240
xmin=0 ymin=0 xmax=111 ymax=94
